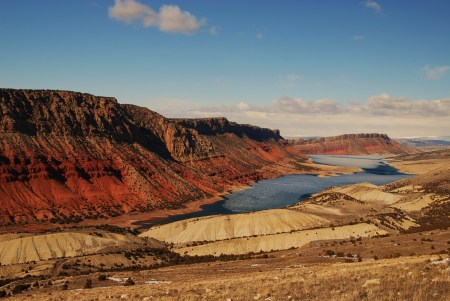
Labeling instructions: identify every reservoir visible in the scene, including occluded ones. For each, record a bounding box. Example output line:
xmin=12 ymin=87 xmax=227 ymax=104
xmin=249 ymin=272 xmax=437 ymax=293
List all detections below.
xmin=136 ymin=155 xmax=413 ymax=229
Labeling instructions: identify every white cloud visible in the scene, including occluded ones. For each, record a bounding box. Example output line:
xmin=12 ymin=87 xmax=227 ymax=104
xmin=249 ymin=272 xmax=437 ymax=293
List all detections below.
xmin=237 ymin=102 xmax=250 ymax=111
xmin=108 ymin=0 xmax=205 ymax=35
xmin=275 ymin=93 xmax=450 ymax=117
xmin=177 ymin=94 xmax=450 ymax=118
xmin=271 ymin=97 xmax=345 ymax=114
xmin=244 ymin=111 xmax=268 ymax=120
xmin=352 ymin=35 xmax=365 ymax=41
xmin=280 ymin=73 xmax=304 ymax=87
xmin=364 ymin=93 xmax=450 ymax=116
xmin=365 ymin=0 xmax=382 ymax=13
xmin=109 ymin=0 xmax=157 ymax=25
xmin=349 ymin=99 xmax=362 ymax=107
xmin=159 ymin=5 xmax=204 ymax=34
xmin=256 ymin=32 xmax=263 ymax=40
xmin=209 ymin=26 xmax=219 ymax=36
xmin=423 ymin=65 xmax=450 ymax=80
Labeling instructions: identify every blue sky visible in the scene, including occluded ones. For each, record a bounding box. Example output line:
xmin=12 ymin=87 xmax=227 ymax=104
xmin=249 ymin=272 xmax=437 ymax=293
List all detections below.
xmin=1 ymin=0 xmax=449 ymax=137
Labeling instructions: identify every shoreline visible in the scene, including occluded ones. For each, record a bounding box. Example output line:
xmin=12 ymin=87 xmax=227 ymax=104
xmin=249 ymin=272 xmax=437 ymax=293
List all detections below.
xmin=0 ymin=186 xmax=247 ymax=235
xmin=81 ymin=159 xmax=365 ymax=230
xmin=0 ymin=157 xmax=396 ymax=234
xmin=131 ymin=161 xmax=408 ymax=230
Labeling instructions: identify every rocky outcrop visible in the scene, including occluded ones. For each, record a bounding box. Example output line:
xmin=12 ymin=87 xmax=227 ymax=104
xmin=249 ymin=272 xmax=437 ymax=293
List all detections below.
xmin=0 ymin=89 xmax=306 ymax=225
xmin=174 ymin=118 xmax=282 ymax=141
xmin=289 ymin=133 xmax=419 ymax=155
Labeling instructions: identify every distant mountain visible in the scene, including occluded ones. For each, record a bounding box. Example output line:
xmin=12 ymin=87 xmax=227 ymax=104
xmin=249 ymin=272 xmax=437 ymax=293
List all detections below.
xmin=0 ymin=89 xmax=309 ymax=225
xmin=396 ymin=136 xmax=450 ymax=151
xmin=288 ymin=133 xmax=420 ymax=155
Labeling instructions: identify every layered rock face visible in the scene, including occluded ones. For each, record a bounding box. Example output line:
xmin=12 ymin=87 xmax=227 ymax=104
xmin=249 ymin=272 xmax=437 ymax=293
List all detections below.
xmin=289 ymin=133 xmax=419 ymax=155
xmin=0 ymin=89 xmax=305 ymax=225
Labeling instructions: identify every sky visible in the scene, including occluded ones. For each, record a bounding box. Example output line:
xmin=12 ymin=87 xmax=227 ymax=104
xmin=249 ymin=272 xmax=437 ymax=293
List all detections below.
xmin=1 ymin=0 xmax=449 ymax=137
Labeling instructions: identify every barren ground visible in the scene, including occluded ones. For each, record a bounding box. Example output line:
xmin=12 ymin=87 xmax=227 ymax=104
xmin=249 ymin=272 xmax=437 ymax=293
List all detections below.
xmin=0 ymin=150 xmax=449 ymax=300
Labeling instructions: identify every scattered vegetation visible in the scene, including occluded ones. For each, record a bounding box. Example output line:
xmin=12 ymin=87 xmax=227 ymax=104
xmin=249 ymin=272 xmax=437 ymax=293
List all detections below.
xmin=84 ymin=279 xmax=93 ymax=289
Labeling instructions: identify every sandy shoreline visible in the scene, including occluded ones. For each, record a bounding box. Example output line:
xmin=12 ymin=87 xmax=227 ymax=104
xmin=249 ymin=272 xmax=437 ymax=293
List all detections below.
xmin=0 ymin=160 xmax=367 ymax=234
xmin=74 ymin=160 xmax=363 ymax=230
xmin=96 ymin=183 xmax=252 ymax=229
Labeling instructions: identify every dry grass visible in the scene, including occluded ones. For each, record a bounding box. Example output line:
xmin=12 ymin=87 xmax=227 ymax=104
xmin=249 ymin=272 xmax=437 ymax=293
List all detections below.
xmin=388 ymin=149 xmax=450 ymax=175
xmin=13 ymin=255 xmax=450 ymax=301
xmin=389 ymin=159 xmax=450 ymax=175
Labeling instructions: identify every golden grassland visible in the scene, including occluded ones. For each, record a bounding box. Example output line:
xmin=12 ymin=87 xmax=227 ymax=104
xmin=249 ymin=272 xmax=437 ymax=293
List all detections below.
xmin=387 ymin=149 xmax=450 ymax=175
xmin=13 ymin=254 xmax=450 ymax=301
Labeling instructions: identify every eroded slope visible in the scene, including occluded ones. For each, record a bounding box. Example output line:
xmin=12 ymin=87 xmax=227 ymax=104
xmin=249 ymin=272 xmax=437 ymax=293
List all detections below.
xmin=0 ymin=89 xmax=308 ymax=225
xmin=289 ymin=133 xmax=418 ymax=155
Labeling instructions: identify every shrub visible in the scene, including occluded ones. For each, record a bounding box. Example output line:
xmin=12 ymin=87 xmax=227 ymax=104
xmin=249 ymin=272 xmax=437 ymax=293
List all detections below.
xmin=98 ymin=274 xmax=107 ymax=281
xmin=325 ymin=250 xmax=335 ymax=256
xmin=124 ymin=278 xmax=135 ymax=286
xmin=12 ymin=284 xmax=31 ymax=294
xmin=84 ymin=279 xmax=93 ymax=289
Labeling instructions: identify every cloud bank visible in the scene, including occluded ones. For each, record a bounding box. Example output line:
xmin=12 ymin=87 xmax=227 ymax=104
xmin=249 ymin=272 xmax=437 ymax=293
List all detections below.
xmin=151 ymin=93 xmax=450 ymax=137
xmin=191 ymin=94 xmax=450 ymax=117
xmin=109 ymin=0 xmax=205 ymax=35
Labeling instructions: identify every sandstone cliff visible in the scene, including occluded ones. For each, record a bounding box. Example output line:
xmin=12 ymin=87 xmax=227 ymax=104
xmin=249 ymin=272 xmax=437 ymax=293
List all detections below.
xmin=289 ymin=133 xmax=419 ymax=155
xmin=0 ymin=89 xmax=306 ymax=225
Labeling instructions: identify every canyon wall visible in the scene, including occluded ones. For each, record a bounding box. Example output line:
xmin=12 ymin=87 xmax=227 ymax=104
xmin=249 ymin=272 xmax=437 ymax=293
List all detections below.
xmin=289 ymin=133 xmax=419 ymax=155
xmin=0 ymin=89 xmax=306 ymax=225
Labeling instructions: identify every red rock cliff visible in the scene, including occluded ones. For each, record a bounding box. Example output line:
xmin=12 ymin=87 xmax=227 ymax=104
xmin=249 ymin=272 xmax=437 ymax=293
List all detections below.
xmin=289 ymin=133 xmax=419 ymax=155
xmin=0 ymin=89 xmax=306 ymax=225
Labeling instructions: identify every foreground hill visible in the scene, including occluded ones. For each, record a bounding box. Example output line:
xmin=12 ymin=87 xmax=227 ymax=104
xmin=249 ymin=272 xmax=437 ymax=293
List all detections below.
xmin=289 ymin=133 xmax=419 ymax=155
xmin=16 ymin=255 xmax=449 ymax=301
xmin=0 ymin=89 xmax=310 ymax=225
xmin=0 ymin=230 xmax=164 ymax=265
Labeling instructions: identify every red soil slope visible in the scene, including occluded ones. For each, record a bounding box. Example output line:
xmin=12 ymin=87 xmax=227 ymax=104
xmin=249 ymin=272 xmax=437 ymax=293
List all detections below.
xmin=0 ymin=89 xmax=308 ymax=225
xmin=289 ymin=133 xmax=419 ymax=155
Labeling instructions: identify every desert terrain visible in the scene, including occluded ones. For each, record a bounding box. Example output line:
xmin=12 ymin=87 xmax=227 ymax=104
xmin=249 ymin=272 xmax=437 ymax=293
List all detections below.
xmin=0 ymin=149 xmax=448 ymax=300
xmin=3 ymin=0 xmax=450 ymax=299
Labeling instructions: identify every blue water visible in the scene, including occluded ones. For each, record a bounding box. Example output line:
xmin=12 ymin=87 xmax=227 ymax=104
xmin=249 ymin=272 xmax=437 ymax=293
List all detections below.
xmin=135 ymin=155 xmax=413 ymax=228
xmin=308 ymin=155 xmax=401 ymax=175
